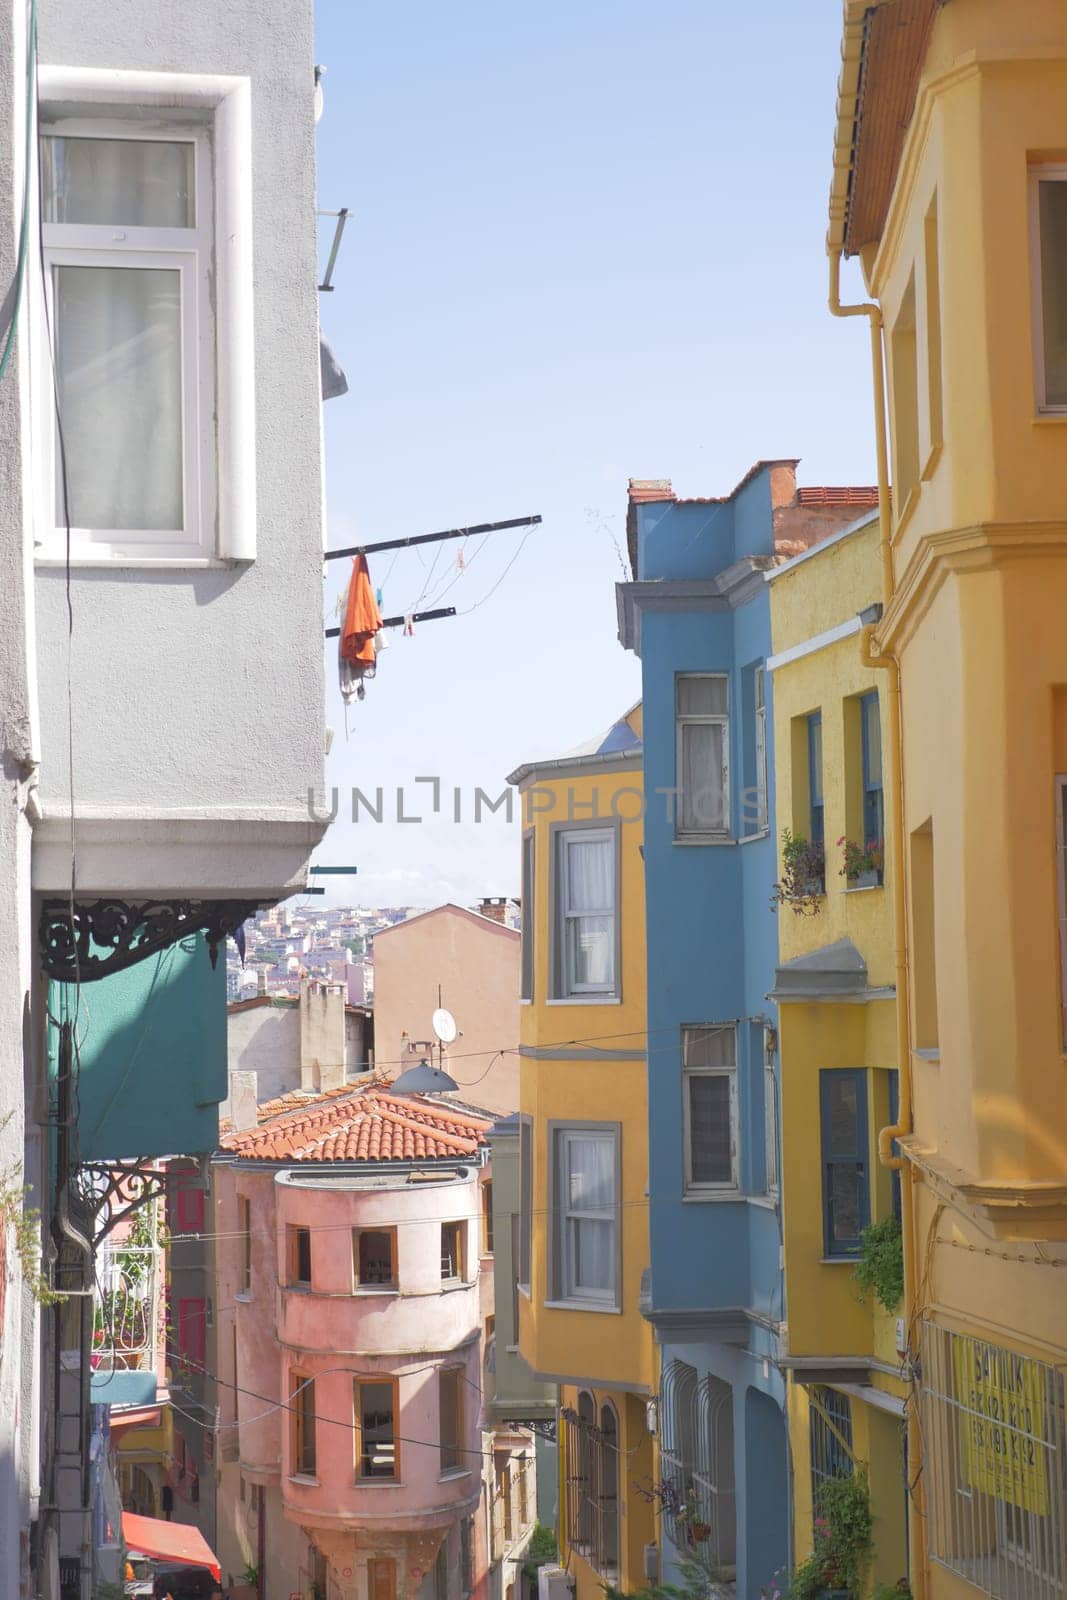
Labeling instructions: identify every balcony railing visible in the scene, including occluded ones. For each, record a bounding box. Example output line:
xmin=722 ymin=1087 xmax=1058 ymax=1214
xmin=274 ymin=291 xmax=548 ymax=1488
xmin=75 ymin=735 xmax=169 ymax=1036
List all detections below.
xmin=93 ymin=1240 xmax=159 ymax=1374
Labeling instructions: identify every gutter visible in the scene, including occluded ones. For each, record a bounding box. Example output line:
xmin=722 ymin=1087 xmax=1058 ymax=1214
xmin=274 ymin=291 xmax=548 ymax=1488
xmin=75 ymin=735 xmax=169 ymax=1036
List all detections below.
xmin=829 ymin=218 xmax=927 ymax=1600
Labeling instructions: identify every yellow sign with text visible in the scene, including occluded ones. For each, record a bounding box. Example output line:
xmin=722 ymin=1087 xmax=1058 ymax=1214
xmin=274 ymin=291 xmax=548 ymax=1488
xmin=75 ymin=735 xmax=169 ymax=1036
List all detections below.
xmin=952 ymin=1336 xmax=1049 ymax=1514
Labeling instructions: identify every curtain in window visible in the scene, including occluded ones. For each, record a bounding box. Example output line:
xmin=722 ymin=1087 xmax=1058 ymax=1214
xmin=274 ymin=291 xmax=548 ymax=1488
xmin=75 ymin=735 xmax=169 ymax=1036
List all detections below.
xmin=54 ymin=264 xmax=183 ymax=531
xmin=566 ymin=1135 xmax=614 ymax=1294
xmin=680 ymin=723 xmax=725 ymax=833
xmin=565 ymin=835 xmax=614 ymax=988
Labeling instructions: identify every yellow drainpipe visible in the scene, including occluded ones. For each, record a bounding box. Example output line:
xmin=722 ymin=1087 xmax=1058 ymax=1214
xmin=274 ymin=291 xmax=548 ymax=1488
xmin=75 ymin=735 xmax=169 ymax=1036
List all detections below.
xmin=828 ymin=246 xmax=927 ymax=1600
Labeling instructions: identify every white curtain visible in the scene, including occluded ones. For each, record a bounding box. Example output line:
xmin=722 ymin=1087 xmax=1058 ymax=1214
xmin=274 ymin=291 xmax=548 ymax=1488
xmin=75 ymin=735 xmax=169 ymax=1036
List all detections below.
xmin=567 ymin=1135 xmax=614 ymax=1295
xmin=43 ymin=135 xmax=193 ymax=227
xmin=565 ymin=835 xmax=614 ymax=988
xmin=680 ymin=721 xmax=725 ymax=832
xmin=55 ymin=264 xmax=183 ymax=531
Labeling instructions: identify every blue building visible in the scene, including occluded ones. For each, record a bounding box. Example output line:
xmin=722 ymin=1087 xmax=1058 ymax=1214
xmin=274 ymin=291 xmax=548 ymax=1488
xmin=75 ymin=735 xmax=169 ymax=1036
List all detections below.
xmin=617 ymin=462 xmax=868 ymax=1598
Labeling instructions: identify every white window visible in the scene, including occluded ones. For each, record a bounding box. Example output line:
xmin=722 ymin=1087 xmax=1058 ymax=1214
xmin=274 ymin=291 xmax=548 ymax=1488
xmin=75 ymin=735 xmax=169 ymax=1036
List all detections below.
xmin=555 ymin=827 xmax=617 ymax=998
xmin=764 ymin=1051 xmax=779 ymax=1198
xmin=676 ymin=675 xmax=730 ymax=838
xmin=36 ymin=69 xmax=255 ymax=564
xmin=554 ymin=1126 xmax=618 ymax=1306
xmin=1031 ymin=165 xmax=1067 ymax=413
xmin=754 ymin=665 xmax=768 ymax=829
xmin=682 ymin=1026 xmax=738 ymax=1195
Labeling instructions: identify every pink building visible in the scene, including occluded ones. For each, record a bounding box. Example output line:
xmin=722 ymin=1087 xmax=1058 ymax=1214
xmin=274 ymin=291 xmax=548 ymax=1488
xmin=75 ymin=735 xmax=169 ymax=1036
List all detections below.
xmin=213 ymin=1084 xmax=534 ymax=1600
xmin=372 ymin=905 xmax=519 ymax=1116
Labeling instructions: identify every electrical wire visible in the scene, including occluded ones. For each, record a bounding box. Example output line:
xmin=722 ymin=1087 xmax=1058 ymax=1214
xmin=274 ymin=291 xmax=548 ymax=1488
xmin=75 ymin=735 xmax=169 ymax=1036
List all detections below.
xmin=456 ymin=526 xmax=535 ymax=615
xmin=0 ymin=0 xmax=36 ymax=385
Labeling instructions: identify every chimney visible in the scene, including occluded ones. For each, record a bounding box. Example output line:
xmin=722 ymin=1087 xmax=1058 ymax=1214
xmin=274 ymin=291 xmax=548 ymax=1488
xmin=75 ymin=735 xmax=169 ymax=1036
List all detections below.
xmin=230 ymin=1071 xmax=259 ymax=1133
xmin=300 ymin=978 xmax=347 ymax=1092
xmin=479 ymin=897 xmax=508 ymax=925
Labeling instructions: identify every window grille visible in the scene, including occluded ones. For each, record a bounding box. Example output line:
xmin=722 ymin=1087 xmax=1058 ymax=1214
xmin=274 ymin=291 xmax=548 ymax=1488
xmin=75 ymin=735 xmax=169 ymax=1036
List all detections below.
xmin=660 ymin=1362 xmax=737 ymax=1570
xmin=809 ymin=1385 xmax=854 ymax=1518
xmin=921 ymin=1320 xmax=1067 ymax=1600
xmin=562 ymin=1396 xmax=620 ymax=1577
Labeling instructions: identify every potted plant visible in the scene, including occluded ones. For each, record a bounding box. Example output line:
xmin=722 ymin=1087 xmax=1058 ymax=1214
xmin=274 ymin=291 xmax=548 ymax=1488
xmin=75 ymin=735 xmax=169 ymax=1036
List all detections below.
xmin=838 ymin=836 xmax=884 ymax=888
xmin=771 ymin=1472 xmax=873 ymax=1599
xmin=853 ymin=1215 xmax=904 ymax=1312
xmin=771 ymin=831 xmax=826 ymax=916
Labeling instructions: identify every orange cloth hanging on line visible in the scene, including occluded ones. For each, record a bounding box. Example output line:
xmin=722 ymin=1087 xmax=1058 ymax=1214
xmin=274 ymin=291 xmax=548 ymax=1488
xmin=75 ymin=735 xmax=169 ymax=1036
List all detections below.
xmin=339 ymin=554 xmax=383 ymax=666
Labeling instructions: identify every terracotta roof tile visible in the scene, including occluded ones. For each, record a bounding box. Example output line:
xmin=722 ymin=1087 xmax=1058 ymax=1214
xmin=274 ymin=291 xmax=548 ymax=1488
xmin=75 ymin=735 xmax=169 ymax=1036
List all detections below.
xmin=219 ymin=1083 xmax=491 ymax=1164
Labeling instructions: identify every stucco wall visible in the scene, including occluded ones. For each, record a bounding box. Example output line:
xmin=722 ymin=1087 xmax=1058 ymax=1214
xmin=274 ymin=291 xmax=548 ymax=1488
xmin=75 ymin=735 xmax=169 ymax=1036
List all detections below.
xmin=373 ymin=908 xmax=520 ymax=1116
xmin=0 ymin=0 xmax=40 ymax=1589
xmin=33 ymin=0 xmax=325 ymax=855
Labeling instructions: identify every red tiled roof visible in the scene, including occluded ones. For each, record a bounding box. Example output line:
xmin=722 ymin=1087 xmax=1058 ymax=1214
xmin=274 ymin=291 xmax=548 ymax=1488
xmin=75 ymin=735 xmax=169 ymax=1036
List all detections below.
xmin=220 ymin=1083 xmax=491 ymax=1164
xmin=795 ymin=487 xmax=879 ymax=508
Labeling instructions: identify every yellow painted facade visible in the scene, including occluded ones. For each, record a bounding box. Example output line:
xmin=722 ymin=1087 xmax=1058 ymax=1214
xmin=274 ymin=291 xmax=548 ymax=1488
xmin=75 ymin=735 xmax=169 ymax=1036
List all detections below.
xmin=769 ymin=518 xmax=909 ymax=1592
xmin=510 ymin=706 xmax=656 ymax=1600
xmin=827 ymin=5 xmax=1067 ymax=1600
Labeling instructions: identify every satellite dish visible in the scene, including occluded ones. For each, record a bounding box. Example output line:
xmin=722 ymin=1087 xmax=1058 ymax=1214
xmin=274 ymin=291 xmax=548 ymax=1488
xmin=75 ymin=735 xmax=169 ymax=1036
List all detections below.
xmin=432 ymin=1007 xmax=457 ymax=1044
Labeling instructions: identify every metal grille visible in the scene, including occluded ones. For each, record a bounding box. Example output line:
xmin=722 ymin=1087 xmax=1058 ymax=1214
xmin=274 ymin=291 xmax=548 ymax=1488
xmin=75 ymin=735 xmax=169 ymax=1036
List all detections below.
xmin=660 ymin=1362 xmax=737 ymax=1572
xmin=921 ymin=1321 xmax=1067 ymax=1600
xmin=562 ymin=1396 xmax=620 ymax=1578
xmin=809 ymin=1385 xmax=854 ymax=1516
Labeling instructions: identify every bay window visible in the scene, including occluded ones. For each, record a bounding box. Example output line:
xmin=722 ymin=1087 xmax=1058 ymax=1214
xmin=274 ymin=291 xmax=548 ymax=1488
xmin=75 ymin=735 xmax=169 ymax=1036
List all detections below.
xmin=682 ymin=1026 xmax=738 ymax=1195
xmin=552 ymin=1124 xmax=619 ymax=1307
xmin=819 ymin=1069 xmax=870 ymax=1257
xmin=553 ymin=826 xmax=617 ymax=998
xmin=676 ymin=674 xmax=730 ymax=838
xmin=36 ymin=69 xmax=255 ymax=563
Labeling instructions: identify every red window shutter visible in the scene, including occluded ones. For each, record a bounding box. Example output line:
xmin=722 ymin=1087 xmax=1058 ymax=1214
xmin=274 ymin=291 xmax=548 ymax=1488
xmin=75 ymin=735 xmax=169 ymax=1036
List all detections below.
xmin=178 ymin=1298 xmax=206 ymax=1370
xmin=176 ymin=1176 xmax=205 ymax=1233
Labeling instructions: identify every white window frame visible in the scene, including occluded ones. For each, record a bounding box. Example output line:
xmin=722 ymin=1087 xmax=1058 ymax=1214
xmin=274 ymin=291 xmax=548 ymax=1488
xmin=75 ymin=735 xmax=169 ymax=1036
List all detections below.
xmin=35 ymin=67 xmax=255 ymax=566
xmin=764 ymin=1052 xmax=779 ymax=1198
xmin=682 ymin=1025 xmax=739 ymax=1197
xmin=676 ymin=673 xmax=731 ymax=840
xmin=552 ymin=1123 xmax=619 ymax=1309
xmin=556 ymin=826 xmax=617 ymax=999
xmin=754 ymin=665 xmax=768 ymax=832
xmin=1029 ymin=163 xmax=1067 ymax=416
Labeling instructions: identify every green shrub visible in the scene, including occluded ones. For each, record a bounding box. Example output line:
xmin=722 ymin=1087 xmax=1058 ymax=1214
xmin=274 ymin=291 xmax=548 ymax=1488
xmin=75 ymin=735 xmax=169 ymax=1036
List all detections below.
xmin=853 ymin=1215 xmax=904 ymax=1312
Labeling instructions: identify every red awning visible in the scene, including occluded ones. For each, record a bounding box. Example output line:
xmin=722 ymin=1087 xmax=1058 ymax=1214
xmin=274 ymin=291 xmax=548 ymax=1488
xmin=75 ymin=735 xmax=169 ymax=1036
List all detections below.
xmin=121 ymin=1512 xmax=220 ymax=1581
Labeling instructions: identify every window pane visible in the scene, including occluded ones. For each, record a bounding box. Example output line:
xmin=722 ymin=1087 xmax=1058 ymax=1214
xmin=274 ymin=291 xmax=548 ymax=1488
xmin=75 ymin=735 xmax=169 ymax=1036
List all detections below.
xmin=359 ymin=1382 xmax=395 ymax=1477
xmin=862 ymin=695 xmax=883 ymax=788
xmin=683 ymin=1026 xmax=735 ymax=1070
xmin=829 ymin=1165 xmax=863 ymax=1244
xmin=825 ymin=1076 xmax=860 ymax=1157
xmin=572 ymin=1217 xmax=613 ymax=1293
xmin=567 ymin=1136 xmax=614 ymax=1213
xmin=1040 ymin=179 xmax=1067 ymax=407
xmin=568 ymin=914 xmax=613 ymax=988
xmin=808 ymin=716 xmax=824 ymax=806
xmin=54 ymin=264 xmax=183 ymax=531
xmin=688 ymin=1075 xmax=733 ymax=1184
xmin=680 ymin=722 xmax=725 ymax=832
xmin=357 ymin=1231 xmax=393 ymax=1286
xmin=677 ymin=676 xmax=727 ymax=716
xmin=565 ymin=835 xmax=612 ymax=912
xmin=42 ymin=136 xmax=194 ymax=227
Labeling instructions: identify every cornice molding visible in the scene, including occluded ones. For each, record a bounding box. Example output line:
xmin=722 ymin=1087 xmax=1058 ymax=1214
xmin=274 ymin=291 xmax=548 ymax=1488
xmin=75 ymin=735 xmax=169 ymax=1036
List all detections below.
xmin=877 ymin=520 xmax=1067 ymax=653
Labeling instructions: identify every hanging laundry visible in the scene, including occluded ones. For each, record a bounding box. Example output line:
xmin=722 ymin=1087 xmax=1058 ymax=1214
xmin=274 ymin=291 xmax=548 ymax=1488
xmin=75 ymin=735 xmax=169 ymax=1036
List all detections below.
xmin=339 ymin=554 xmax=384 ymax=706
xmin=403 ymin=613 xmax=414 ymax=637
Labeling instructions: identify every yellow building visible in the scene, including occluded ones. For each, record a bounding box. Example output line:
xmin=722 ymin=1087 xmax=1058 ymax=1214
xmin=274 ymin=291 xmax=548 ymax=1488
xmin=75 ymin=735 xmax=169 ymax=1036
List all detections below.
xmin=827 ymin=6 xmax=1067 ymax=1600
xmin=768 ymin=513 xmax=909 ymax=1594
xmin=507 ymin=706 xmax=657 ymax=1600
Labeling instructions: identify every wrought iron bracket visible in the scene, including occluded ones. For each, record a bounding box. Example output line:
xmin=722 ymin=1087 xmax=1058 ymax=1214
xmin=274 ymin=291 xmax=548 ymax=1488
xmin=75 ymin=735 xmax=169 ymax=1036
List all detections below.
xmin=39 ymin=898 xmax=262 ymax=983
xmin=76 ymin=1159 xmax=170 ymax=1249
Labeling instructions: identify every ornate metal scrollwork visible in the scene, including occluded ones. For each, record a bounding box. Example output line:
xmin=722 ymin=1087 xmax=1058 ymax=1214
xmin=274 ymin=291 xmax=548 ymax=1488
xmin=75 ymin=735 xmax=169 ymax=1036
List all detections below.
xmin=39 ymin=897 xmax=262 ymax=982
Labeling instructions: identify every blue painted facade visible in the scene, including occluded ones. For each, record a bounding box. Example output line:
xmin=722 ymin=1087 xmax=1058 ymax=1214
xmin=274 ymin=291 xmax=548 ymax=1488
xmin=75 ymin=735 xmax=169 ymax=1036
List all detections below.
xmin=618 ymin=465 xmax=789 ymax=1598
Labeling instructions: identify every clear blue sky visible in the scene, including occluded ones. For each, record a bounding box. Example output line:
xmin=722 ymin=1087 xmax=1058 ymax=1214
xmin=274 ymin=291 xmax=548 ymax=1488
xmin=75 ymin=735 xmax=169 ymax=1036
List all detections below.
xmin=312 ymin=0 xmax=874 ymax=906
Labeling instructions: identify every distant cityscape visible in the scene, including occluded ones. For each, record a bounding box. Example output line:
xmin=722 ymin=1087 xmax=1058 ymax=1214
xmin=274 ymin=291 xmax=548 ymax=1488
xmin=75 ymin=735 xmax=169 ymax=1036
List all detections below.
xmin=227 ymin=897 xmax=522 ymax=1002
